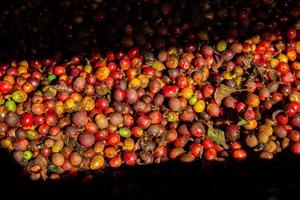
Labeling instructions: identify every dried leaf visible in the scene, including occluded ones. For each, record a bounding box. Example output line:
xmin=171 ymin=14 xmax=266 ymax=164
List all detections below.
xmin=41 ymin=169 xmax=48 ymax=181
xmin=214 ymin=84 xmax=239 ymax=105
xmin=212 ymin=55 xmax=224 ymax=73
xmin=62 ymin=134 xmax=70 ymax=146
xmin=268 ymin=69 xmax=280 ymax=81
xmin=272 ymin=109 xmax=284 ymax=122
xmin=252 ymin=62 xmax=266 ymax=82
xmin=242 ymin=55 xmax=252 ymax=69
xmin=142 ymin=50 xmax=154 ymax=61
xmin=33 ymin=155 xmax=48 ymax=167
xmin=56 ymin=81 xmax=73 ymax=93
xmin=207 ymin=125 xmax=228 ymax=149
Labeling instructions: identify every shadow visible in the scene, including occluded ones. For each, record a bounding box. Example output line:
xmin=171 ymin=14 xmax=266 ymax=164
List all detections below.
xmin=1 ymin=148 xmax=300 ymax=200
xmin=0 ymin=0 xmax=298 ymax=62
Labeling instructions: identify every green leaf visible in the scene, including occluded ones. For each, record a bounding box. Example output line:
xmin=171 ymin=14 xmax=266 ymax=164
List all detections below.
xmin=207 ymin=125 xmax=228 ymax=149
xmin=237 ymin=119 xmax=248 ymax=126
xmin=48 ymin=164 xmax=64 ymax=174
xmin=214 ymin=84 xmax=239 ymax=105
xmin=48 ymin=164 xmax=56 ymax=173
xmin=47 ymin=74 xmax=56 ymax=82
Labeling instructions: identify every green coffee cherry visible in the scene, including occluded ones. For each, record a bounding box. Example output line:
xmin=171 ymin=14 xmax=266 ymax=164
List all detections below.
xmin=119 ymin=128 xmax=131 ymax=138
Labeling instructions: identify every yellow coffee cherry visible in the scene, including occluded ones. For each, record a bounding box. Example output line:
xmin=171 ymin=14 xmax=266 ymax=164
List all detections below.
xmin=277 ymin=54 xmax=288 ymax=63
xmin=180 ymin=87 xmax=193 ymax=99
xmin=52 ymin=140 xmax=64 ymax=153
xmin=193 ymin=100 xmax=206 ymax=113
xmin=55 ymin=101 xmax=65 ymax=115
xmin=82 ymin=96 xmax=95 ymax=111
xmin=59 ymin=75 xmax=68 ymax=81
xmin=129 ymin=78 xmax=141 ymax=88
xmin=95 ymin=66 xmax=110 ymax=80
xmin=234 ymin=66 xmax=243 ymax=76
xmin=18 ymin=65 xmax=28 ymax=75
xmin=84 ymin=64 xmax=93 ymax=73
xmin=243 ymin=120 xmax=257 ymax=130
xmin=270 ymin=58 xmax=279 ymax=68
xmin=137 ymin=74 xmax=150 ymax=88
xmin=222 ymin=70 xmax=234 ymax=80
xmin=90 ymin=155 xmax=105 ymax=170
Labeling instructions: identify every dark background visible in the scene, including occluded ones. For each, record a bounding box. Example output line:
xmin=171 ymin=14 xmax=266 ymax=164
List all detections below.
xmin=1 ymin=149 xmax=300 ymax=200
xmin=0 ymin=1 xmax=300 ymax=200
xmin=0 ymin=0 xmax=298 ymax=61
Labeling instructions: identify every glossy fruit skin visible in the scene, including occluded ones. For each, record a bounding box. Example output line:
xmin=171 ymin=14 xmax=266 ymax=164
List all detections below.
xmin=45 ymin=111 xmax=58 ymax=126
xmin=174 ymin=136 xmax=188 ymax=148
xmin=277 ymin=62 xmax=290 ymax=74
xmin=190 ymin=122 xmax=205 ymax=137
xmin=190 ymin=143 xmax=202 ymax=157
xmin=236 ymin=102 xmax=246 ymax=112
xmin=107 ymin=133 xmax=121 ymax=146
xmin=119 ymin=127 xmax=131 ymax=138
xmin=276 ymin=115 xmax=288 ymax=125
xmin=290 ymin=142 xmax=300 ymax=154
xmin=131 ymin=126 xmax=143 ymax=138
xmin=0 ymin=81 xmax=13 ymax=94
xmin=203 ymin=85 xmax=214 ymax=98
xmin=114 ymin=88 xmax=125 ymax=102
xmin=21 ymin=113 xmax=34 ymax=127
xmin=4 ymin=100 xmax=16 ymax=112
xmin=232 ymin=149 xmax=247 ymax=161
xmin=95 ymin=98 xmax=109 ymax=110
xmin=155 ymin=146 xmax=167 ymax=158
xmin=193 ymin=100 xmax=206 ymax=113
xmin=245 ymin=93 xmax=260 ymax=107
xmin=165 ymin=130 xmax=178 ymax=143
xmin=85 ymin=122 xmax=98 ymax=134
xmin=104 ymin=146 xmax=118 ymax=158
xmin=13 ymin=138 xmax=28 ymax=151
xmin=96 ymin=67 xmax=110 ymax=80
xmin=12 ymin=90 xmax=28 ymax=103
xmin=289 ymin=131 xmax=300 ymax=142
xmin=203 ymin=138 xmax=214 ymax=149
xmin=162 ymin=86 xmax=178 ymax=98
xmin=216 ymin=40 xmax=227 ymax=52
xmin=23 ymin=150 xmax=33 ymax=161
xmin=286 ymin=102 xmax=300 ymax=117
xmin=90 ymin=155 xmax=105 ymax=170
xmin=204 ymin=148 xmax=217 ymax=161
xmin=137 ymin=115 xmax=151 ymax=129
xmin=123 ymin=151 xmax=137 ymax=166
xmin=54 ymin=66 xmax=66 ymax=76
xmin=109 ymin=157 xmax=122 ymax=168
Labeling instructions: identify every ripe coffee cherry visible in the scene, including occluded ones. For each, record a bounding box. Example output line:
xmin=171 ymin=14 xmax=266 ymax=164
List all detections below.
xmin=21 ymin=113 xmax=34 ymax=127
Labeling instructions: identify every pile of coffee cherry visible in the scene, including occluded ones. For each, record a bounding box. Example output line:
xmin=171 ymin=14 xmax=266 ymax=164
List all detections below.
xmin=0 ymin=23 xmax=299 ymax=180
